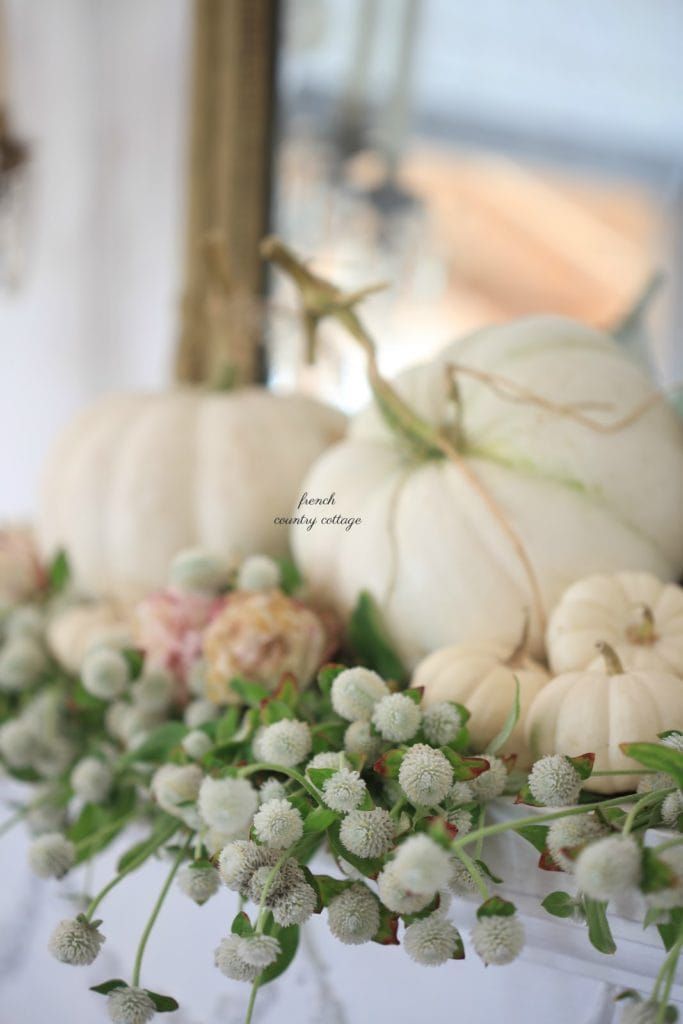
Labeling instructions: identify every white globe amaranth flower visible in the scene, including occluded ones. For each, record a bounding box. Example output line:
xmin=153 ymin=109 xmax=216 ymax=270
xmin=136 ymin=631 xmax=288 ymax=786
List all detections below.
xmin=619 ymin=1000 xmax=661 ymax=1024
xmin=198 ymin=776 xmax=258 ymax=837
xmin=0 ymin=636 xmax=48 ymax=692
xmin=528 ymin=755 xmax=582 ymax=807
xmin=398 ymin=744 xmax=453 ymax=807
xmin=331 ymin=667 xmax=389 ymax=722
xmin=322 ymin=767 xmax=367 ymax=812
xmin=470 ymin=756 xmax=507 ymax=801
xmin=645 ymin=846 xmax=683 ymax=910
xmin=184 ymin=699 xmax=219 ymax=729
xmin=151 ymin=763 xmax=203 ymax=828
xmin=48 ymin=916 xmax=105 ymax=965
xmin=662 ymin=790 xmax=683 ymax=828
xmin=272 ymin=880 xmax=318 ymax=926
xmin=327 ymin=883 xmax=380 ymax=945
xmin=214 ymin=933 xmax=260 ymax=982
xmin=82 ymin=646 xmax=130 ymax=701
xmin=28 ymin=832 xmax=75 ymax=879
xmin=575 ymin=834 xmax=641 ymax=900
xmin=377 ymin=862 xmax=433 ymax=914
xmin=5 ymin=604 xmax=44 ymax=641
xmin=339 ymin=807 xmax=395 ymax=859
xmin=546 ymin=813 xmax=609 ymax=872
xmin=422 ymin=702 xmax=463 ymax=747
xmin=104 ymin=701 xmax=131 ymax=742
xmin=107 ymin=984 xmax=157 ymax=1024
xmin=471 ymin=913 xmax=525 ymax=965
xmin=662 ymin=732 xmax=683 ymax=752
xmin=344 ymin=720 xmax=382 ymax=760
xmin=259 ymin=777 xmax=287 ymax=804
xmin=446 ymin=807 xmax=473 ymax=835
xmin=307 ymin=750 xmax=350 ymax=772
xmin=70 ymin=757 xmax=113 ymax=803
xmin=0 ymin=718 xmax=36 ymax=768
xmin=448 ymin=858 xmax=479 ymax=897
xmin=259 ymin=719 xmax=312 ymax=767
xmin=130 ymin=671 xmax=174 ymax=715
xmin=372 ymin=693 xmax=421 ymax=743
xmin=169 ymin=546 xmax=229 ymax=592
xmin=637 ymin=771 xmax=673 ymax=795
xmin=237 ymin=933 xmax=281 ymax=968
xmin=391 ymin=835 xmax=452 ymax=896
xmin=237 ymin=554 xmax=281 ymax=592
xmin=218 ymin=839 xmax=278 ymax=894
xmin=33 ymin=735 xmax=77 ymax=778
xmin=404 ymin=913 xmax=461 ymax=966
xmin=253 ymin=798 xmax=304 ymax=849
xmin=178 ymin=863 xmax=221 ymax=905
xmin=181 ymin=729 xmax=212 ymax=760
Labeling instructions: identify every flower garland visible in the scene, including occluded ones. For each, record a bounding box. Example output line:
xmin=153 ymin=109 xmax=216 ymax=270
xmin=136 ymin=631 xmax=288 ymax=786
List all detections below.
xmin=1 ymin=527 xmax=683 ymax=1024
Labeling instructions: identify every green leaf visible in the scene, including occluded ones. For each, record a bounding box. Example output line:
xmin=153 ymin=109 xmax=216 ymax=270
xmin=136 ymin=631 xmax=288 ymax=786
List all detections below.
xmin=312 ymin=874 xmax=355 ymax=906
xmin=118 ymin=722 xmax=187 ymax=765
xmin=317 ymin=663 xmax=345 ymax=697
xmin=48 ymin=549 xmax=71 ymax=594
xmin=657 ymin=908 xmax=683 ymax=951
xmin=306 ymin=766 xmax=338 ymax=789
xmin=583 ymin=897 xmax=616 ymax=954
xmin=259 ymin=923 xmax=299 ymax=984
xmin=516 ymin=823 xmax=549 ymax=854
xmin=441 ymin=749 xmax=490 ymax=782
xmin=476 ymin=896 xmax=516 ymax=920
xmin=641 ymin=848 xmax=679 ymax=894
xmin=348 ymin=592 xmax=406 ymax=682
xmin=144 ymin=991 xmax=179 ymax=1013
xmin=90 ymin=979 xmax=127 ymax=995
xmin=121 ymin=648 xmax=145 ymax=679
xmin=476 ymin=859 xmax=503 ymax=885
xmin=486 ymin=677 xmax=520 ymax=755
xmin=231 ymin=911 xmax=254 ymax=937
xmin=261 ymin=699 xmax=295 ymax=725
xmin=567 ymin=753 xmax=595 ymax=782
xmin=402 ymin=688 xmax=423 ymax=706
xmin=620 ymin=742 xmax=683 ymax=788
xmin=304 ymin=807 xmax=338 ymax=833
xmin=215 ymin=706 xmax=241 ymax=744
xmin=68 ymin=787 xmax=137 ymax=862
xmin=372 ymin=903 xmax=399 ymax=945
xmin=542 ymin=891 xmax=576 ymax=919
xmin=116 ymin=816 xmax=178 ymax=873
xmin=372 ymin=748 xmax=404 ymax=780
xmin=229 ymin=677 xmax=271 ymax=706
xmin=277 ymin=557 xmax=303 ymax=596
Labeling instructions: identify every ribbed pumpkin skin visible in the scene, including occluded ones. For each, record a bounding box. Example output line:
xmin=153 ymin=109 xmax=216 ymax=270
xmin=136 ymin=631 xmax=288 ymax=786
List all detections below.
xmin=38 ymin=389 xmax=345 ymax=598
xmin=292 ymin=316 xmax=683 ymax=668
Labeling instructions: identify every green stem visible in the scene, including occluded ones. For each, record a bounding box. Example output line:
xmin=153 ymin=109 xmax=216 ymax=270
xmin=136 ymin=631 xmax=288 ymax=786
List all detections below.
xmin=655 ymin=928 xmax=683 ymax=1023
xmin=591 ymin=770 xmax=656 ymax=777
xmin=389 ymin=797 xmax=406 ymax=821
xmin=245 ymin=979 xmax=260 ymax=1024
xmin=455 ymin=847 xmax=489 ymax=901
xmin=132 ymin=837 xmax=190 ymax=987
xmin=622 ymin=790 xmax=672 ymax=837
xmin=0 ymin=805 xmax=28 ymax=838
xmin=239 ymin=762 xmax=324 ymax=806
xmin=654 ymin=836 xmax=683 ymax=855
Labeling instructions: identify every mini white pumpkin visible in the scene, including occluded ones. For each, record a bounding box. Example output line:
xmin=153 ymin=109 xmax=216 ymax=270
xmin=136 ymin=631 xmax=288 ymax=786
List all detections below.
xmin=47 ymin=601 xmax=133 ymax=674
xmin=38 ymin=389 xmax=345 ymax=599
xmin=547 ymin=571 xmax=683 ymax=676
xmin=291 ymin=316 xmax=683 ymax=668
xmin=525 ymin=643 xmax=683 ymax=794
xmin=412 ymin=630 xmax=549 ymax=765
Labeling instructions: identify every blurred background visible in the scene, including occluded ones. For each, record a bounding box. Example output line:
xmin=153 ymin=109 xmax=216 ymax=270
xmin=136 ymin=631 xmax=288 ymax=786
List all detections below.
xmin=1 ymin=0 xmax=682 ymax=504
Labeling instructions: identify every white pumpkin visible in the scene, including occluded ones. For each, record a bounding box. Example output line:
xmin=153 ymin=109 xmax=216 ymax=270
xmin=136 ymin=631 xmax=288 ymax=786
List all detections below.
xmin=47 ymin=600 xmax=133 ymax=674
xmin=412 ymin=636 xmax=549 ymax=765
xmin=525 ymin=645 xmax=683 ymax=794
xmin=547 ymin=571 xmax=683 ymax=676
xmin=292 ymin=317 xmax=683 ymax=667
xmin=38 ymin=389 xmax=345 ymax=599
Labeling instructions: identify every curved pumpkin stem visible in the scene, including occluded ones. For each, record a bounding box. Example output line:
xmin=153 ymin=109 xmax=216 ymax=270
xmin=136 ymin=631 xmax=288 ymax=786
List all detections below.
xmin=261 ymin=235 xmax=546 ymax=634
xmin=597 ymin=641 xmax=625 ymax=676
xmin=626 ymin=603 xmax=658 ymax=645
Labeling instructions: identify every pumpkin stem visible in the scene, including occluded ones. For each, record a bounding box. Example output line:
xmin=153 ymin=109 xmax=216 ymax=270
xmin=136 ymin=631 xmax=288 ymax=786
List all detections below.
xmin=597 ymin=641 xmax=625 ymax=676
xmin=261 ymin=235 xmax=547 ymax=635
xmin=506 ymin=612 xmax=530 ymax=667
xmin=625 ymin=604 xmax=657 ymax=646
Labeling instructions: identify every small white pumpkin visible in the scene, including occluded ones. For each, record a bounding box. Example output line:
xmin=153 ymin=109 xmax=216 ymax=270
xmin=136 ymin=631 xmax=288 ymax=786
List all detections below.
xmin=547 ymin=571 xmax=683 ymax=676
xmin=525 ymin=643 xmax=683 ymax=794
xmin=412 ymin=630 xmax=549 ymax=765
xmin=47 ymin=601 xmax=133 ymax=674
xmin=38 ymin=388 xmax=345 ymax=599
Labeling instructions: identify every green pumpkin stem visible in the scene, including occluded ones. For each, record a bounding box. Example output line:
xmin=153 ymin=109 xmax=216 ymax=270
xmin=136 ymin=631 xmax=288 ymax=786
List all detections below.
xmin=597 ymin=641 xmax=625 ymax=676
xmin=625 ymin=604 xmax=657 ymax=646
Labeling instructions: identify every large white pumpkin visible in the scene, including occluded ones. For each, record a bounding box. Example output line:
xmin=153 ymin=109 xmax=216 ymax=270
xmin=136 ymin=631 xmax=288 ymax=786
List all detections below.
xmin=38 ymin=389 xmax=345 ymax=598
xmin=292 ymin=317 xmax=683 ymax=667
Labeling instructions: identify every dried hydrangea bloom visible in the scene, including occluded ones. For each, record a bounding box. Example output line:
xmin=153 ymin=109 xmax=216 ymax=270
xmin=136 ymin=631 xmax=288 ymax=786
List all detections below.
xmin=28 ymin=832 xmax=75 ymax=879
xmin=528 ymin=755 xmax=582 ymax=807
xmin=253 ymin=798 xmax=304 ymax=849
xmin=327 ymin=884 xmax=380 ymax=945
xmin=81 ymin=647 xmax=130 ymax=701
xmin=322 ymin=768 xmax=367 ymax=813
xmin=134 ymin=587 xmax=218 ymax=689
xmin=471 ymin=913 xmax=525 ymax=965
xmin=546 ymin=814 xmax=608 ymax=872
xmin=258 ymin=720 xmax=312 ymax=767
xmin=422 ymin=702 xmax=463 ymax=747
xmin=377 ymin=863 xmax=433 ymax=915
xmin=198 ymin=776 xmax=257 ymax=836
xmin=469 ymin=756 xmax=507 ymax=801
xmin=203 ymin=590 xmax=328 ymax=703
xmin=178 ymin=864 xmax=221 ymax=905
xmin=48 ymin=917 xmax=105 ymax=965
xmin=575 ymin=835 xmax=641 ymax=901
xmin=339 ymin=808 xmax=394 ymax=859
xmin=151 ymin=763 xmax=203 ymax=829
xmin=107 ymin=985 xmax=156 ymax=1024
xmin=331 ymin=667 xmax=389 ymax=722
xmin=404 ymin=913 xmax=461 ymax=965
xmin=391 ymin=835 xmax=452 ymax=896
xmin=398 ymin=745 xmax=453 ymax=807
